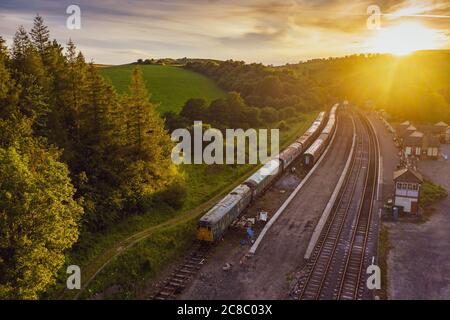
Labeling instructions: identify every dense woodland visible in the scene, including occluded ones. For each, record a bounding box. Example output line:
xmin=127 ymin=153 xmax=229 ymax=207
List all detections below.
xmin=0 ymin=16 xmax=181 ymax=299
xmin=161 ymin=59 xmax=332 ymax=132
xmin=180 ymin=52 xmax=450 ymax=125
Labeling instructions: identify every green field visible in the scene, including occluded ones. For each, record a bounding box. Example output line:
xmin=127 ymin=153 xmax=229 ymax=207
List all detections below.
xmin=99 ymin=64 xmax=226 ymax=114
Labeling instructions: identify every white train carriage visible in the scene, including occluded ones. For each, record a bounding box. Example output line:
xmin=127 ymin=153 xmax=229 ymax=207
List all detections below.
xmin=296 ymin=111 xmax=327 ymax=150
xmin=197 ymin=184 xmax=252 ymax=241
xmin=243 ymin=159 xmax=281 ymax=198
xmin=302 ymin=136 xmax=327 ymax=168
xmin=322 ymin=115 xmax=336 ymax=136
xmin=302 ymin=104 xmax=339 ymax=168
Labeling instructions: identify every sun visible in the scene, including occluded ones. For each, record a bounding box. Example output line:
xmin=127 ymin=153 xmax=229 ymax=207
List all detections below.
xmin=368 ymin=22 xmax=439 ymax=56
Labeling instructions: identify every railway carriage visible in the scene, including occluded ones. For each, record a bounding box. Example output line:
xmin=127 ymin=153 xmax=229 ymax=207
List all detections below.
xmin=302 ymin=137 xmax=326 ymax=168
xmin=243 ymin=159 xmax=281 ymax=198
xmin=279 ymin=142 xmax=302 ymax=169
xmin=197 ymin=184 xmax=252 ymax=241
xmin=302 ymin=104 xmax=339 ymax=168
xmin=296 ymin=111 xmax=327 ymax=150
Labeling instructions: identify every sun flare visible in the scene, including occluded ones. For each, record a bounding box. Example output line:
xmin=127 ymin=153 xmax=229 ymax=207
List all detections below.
xmin=369 ymin=22 xmax=439 ymax=55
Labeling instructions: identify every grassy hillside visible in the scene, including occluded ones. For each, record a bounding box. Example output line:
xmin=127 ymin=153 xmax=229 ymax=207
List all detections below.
xmin=99 ymin=64 xmax=226 ymax=114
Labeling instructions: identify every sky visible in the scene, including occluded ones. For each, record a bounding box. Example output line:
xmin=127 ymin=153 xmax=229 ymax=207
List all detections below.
xmin=0 ymin=0 xmax=449 ymax=65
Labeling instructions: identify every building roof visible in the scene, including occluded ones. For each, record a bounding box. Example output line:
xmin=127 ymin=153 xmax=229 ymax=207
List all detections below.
xmin=406 ymin=125 xmax=417 ymax=131
xmin=435 ymin=121 xmax=448 ymax=127
xmin=400 ymin=121 xmax=411 ymax=126
xmin=393 ymin=168 xmax=423 ymax=183
xmin=410 ymin=131 xmax=424 ymax=138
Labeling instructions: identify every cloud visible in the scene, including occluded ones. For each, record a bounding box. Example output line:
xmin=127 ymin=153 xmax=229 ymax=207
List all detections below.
xmin=0 ymin=0 xmax=448 ymax=64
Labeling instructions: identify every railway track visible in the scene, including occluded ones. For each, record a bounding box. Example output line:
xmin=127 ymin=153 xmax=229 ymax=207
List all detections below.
xmin=293 ymin=112 xmax=378 ymax=300
xmin=151 ymin=242 xmax=210 ymax=300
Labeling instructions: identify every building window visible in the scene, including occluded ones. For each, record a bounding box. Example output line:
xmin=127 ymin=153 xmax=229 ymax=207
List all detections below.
xmin=405 ymin=147 xmax=412 ymax=155
xmin=408 ymin=184 xmax=413 ymax=190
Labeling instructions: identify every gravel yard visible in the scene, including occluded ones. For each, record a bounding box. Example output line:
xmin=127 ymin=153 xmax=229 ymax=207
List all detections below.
xmin=384 ymin=141 xmax=450 ymax=299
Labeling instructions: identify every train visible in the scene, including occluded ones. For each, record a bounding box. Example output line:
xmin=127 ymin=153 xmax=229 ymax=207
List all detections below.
xmin=196 ymin=105 xmax=339 ymax=242
xmin=302 ymin=104 xmax=339 ymax=168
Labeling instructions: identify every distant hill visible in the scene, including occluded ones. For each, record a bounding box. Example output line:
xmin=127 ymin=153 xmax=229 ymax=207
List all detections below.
xmin=288 ymin=50 xmax=450 ymax=123
xmin=99 ymin=64 xmax=226 ymax=114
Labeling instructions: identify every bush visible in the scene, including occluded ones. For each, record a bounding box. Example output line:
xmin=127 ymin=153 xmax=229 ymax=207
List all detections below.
xmin=155 ymin=179 xmax=187 ymax=210
xmin=420 ymin=179 xmax=448 ymax=208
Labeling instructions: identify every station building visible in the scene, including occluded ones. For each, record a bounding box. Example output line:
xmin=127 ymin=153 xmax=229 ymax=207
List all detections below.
xmin=393 ymin=168 xmax=423 ymax=214
xmin=397 ymin=121 xmax=445 ymax=159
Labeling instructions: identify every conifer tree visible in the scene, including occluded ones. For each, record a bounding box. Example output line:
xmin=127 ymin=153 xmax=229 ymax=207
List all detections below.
xmin=0 ymin=37 xmax=10 ymax=102
xmin=30 ymin=14 xmax=50 ymax=56
xmin=11 ymin=26 xmax=31 ymax=63
xmin=60 ymin=40 xmax=88 ymax=165
xmin=122 ymin=67 xmax=178 ymax=197
xmin=124 ymin=68 xmax=171 ymax=160
xmin=10 ymin=26 xmax=50 ymax=133
xmin=44 ymin=40 xmax=71 ymax=146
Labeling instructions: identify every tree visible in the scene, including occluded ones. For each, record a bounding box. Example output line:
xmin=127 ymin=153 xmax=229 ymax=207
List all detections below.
xmin=43 ymin=40 xmax=71 ymax=146
xmin=16 ymin=73 xmax=50 ymax=130
xmin=30 ymin=15 xmax=50 ymax=55
xmin=208 ymin=98 xmax=229 ymax=125
xmin=256 ymin=76 xmax=283 ymax=98
xmin=121 ymin=67 xmax=179 ymax=206
xmin=59 ymin=40 xmax=88 ymax=165
xmin=241 ymin=106 xmax=261 ymax=127
xmin=0 ymin=37 xmax=11 ymax=103
xmin=180 ymin=98 xmax=207 ymax=121
xmin=0 ymin=138 xmax=83 ymax=299
xmin=225 ymin=92 xmax=247 ymax=125
xmin=163 ymin=111 xmax=189 ymax=132
xmin=11 ymin=26 xmax=31 ymax=63
xmin=11 ymin=26 xmax=47 ymax=85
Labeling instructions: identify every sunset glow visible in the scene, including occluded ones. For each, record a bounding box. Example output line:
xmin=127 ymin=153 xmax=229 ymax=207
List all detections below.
xmin=368 ymin=22 xmax=441 ymax=56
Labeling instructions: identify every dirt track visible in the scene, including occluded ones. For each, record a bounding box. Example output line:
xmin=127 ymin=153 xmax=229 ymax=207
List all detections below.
xmin=179 ymin=112 xmax=354 ymax=299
